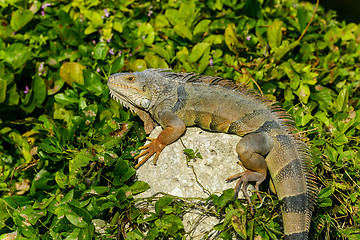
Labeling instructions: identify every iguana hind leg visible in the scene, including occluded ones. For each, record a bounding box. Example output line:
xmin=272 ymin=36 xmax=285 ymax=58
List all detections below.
xmin=226 ymin=132 xmax=273 ymax=213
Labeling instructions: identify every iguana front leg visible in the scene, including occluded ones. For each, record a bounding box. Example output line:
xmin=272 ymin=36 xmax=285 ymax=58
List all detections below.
xmin=227 ymin=132 xmax=273 ymax=213
xmin=134 ymin=111 xmax=186 ymax=169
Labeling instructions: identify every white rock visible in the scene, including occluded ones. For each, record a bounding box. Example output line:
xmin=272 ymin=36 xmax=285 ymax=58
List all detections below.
xmin=134 ymin=126 xmax=253 ymax=239
xmin=135 ymin=126 xmax=246 ymax=199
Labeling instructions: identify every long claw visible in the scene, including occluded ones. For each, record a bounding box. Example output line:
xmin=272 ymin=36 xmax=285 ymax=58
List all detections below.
xmin=134 ymin=153 xmax=153 ymax=169
xmin=133 ymin=138 xmax=166 ymax=168
xmin=138 ymin=142 xmax=152 ymax=150
xmin=152 ymin=152 xmax=161 ymax=165
xmin=227 ymin=170 xmax=266 ymax=215
xmin=254 ymin=182 xmax=263 ymax=201
xmin=234 ymin=178 xmax=243 ymax=197
xmin=226 ymin=172 xmax=244 ymax=182
xmin=134 ymin=148 xmax=151 ymax=160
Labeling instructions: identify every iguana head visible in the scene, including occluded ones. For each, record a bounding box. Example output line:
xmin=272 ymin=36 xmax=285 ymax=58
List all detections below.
xmin=107 ymin=69 xmax=171 ymax=112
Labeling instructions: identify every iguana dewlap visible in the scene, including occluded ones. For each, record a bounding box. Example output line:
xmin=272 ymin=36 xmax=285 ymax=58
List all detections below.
xmin=107 ymin=68 xmax=317 ymax=240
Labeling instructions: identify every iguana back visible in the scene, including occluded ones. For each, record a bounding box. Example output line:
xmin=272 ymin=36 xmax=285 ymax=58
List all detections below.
xmin=107 ymin=69 xmax=317 ymax=239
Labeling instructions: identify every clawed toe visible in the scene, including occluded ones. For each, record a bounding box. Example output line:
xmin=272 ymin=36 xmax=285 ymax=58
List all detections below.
xmin=227 ymin=170 xmax=266 ymax=215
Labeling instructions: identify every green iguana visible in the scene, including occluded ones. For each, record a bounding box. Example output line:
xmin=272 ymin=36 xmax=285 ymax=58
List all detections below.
xmin=107 ymin=68 xmax=317 ymax=239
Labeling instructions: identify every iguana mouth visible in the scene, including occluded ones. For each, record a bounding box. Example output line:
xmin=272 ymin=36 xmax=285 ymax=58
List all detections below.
xmin=109 ymin=88 xmax=139 ymax=113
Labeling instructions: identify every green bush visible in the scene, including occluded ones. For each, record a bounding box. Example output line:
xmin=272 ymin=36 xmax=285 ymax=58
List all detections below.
xmin=0 ymin=0 xmax=359 ymax=239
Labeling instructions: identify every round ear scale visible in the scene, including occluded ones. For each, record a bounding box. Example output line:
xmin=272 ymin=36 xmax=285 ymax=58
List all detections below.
xmin=140 ymin=99 xmax=150 ymax=108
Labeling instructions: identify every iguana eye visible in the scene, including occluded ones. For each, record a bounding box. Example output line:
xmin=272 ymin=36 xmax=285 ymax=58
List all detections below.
xmin=127 ymin=76 xmax=135 ymax=81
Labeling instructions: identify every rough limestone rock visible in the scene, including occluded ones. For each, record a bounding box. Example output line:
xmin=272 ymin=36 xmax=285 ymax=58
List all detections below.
xmin=135 ymin=126 xmax=252 ymax=239
xmin=135 ymin=126 xmax=247 ymax=199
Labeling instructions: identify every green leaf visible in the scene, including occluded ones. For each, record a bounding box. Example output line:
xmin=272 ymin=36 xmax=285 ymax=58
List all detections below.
xmin=129 ymin=181 xmax=150 ymax=195
xmin=130 ymin=59 xmax=147 ymax=72
xmin=144 ymin=54 xmax=169 ymax=68
xmin=84 ymin=24 xmax=97 ymax=35
xmin=311 ymin=88 xmax=333 ymax=109
xmin=87 ymin=186 xmax=109 ymax=195
xmin=59 ymin=62 xmax=86 ymax=86
xmin=0 ymin=19 xmax=13 ymax=40
xmin=83 ymin=69 xmax=104 ymax=94
xmin=178 ymin=1 xmax=197 ymax=26
xmin=155 ymin=196 xmax=173 ymax=215
xmin=33 ymin=169 xmax=54 ymax=190
xmin=113 ymin=159 xmax=135 ymax=184
xmin=225 ymin=24 xmax=240 ymax=53
xmin=297 ymin=7 xmax=308 ymax=32
xmin=54 ymin=89 xmax=79 ymax=105
xmin=267 ymin=20 xmax=283 ymax=49
xmin=6 ymin=84 xmax=19 ymax=105
xmin=0 ymin=199 xmax=10 ymax=227
xmin=335 ymin=87 xmax=349 ymax=112
xmin=314 ymin=111 xmax=330 ymax=126
xmin=66 ymin=203 xmax=92 ymax=228
xmin=39 ymin=141 xmax=62 ymax=154
xmin=71 ymin=150 xmax=94 ymax=171
xmin=274 ymin=40 xmax=299 ymax=61
xmin=113 ymin=21 xmax=123 ymax=33
xmin=5 ymin=43 xmax=31 ymax=70
xmin=174 ymin=23 xmax=193 ymax=41
xmin=10 ymin=8 xmax=33 ymax=32
xmin=0 ymin=79 xmax=6 ymax=103
xmin=93 ymin=42 xmax=108 ymax=60
xmin=14 ymin=215 xmax=37 ymax=237
xmin=0 ymin=63 xmax=14 ymax=85
xmin=138 ymin=23 xmax=155 ymax=46
xmin=189 ymin=42 xmax=210 ymax=63
xmin=155 ymin=14 xmax=169 ymax=28
xmin=217 ymin=189 xmax=234 ymax=208
xmin=33 ymin=76 xmax=46 ymax=105
xmin=55 ymin=171 xmax=68 ymax=189
xmin=111 ymin=55 xmax=125 ymax=74
xmin=151 ymin=45 xmax=171 ymax=63
xmin=19 ymin=207 xmax=47 ymax=225
xmin=296 ymin=83 xmax=310 ymax=104
xmin=231 ymin=215 xmax=247 ymax=239
xmin=243 ymin=0 xmax=261 ymax=18
xmin=92 ymin=11 xmax=103 ymax=28
xmin=194 ymin=19 xmax=211 ymax=36
xmin=165 ymin=9 xmax=180 ymax=26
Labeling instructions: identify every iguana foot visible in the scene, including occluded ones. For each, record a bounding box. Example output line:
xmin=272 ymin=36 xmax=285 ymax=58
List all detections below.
xmin=134 ymin=137 xmax=166 ymax=169
xmin=226 ymin=170 xmax=266 ymax=214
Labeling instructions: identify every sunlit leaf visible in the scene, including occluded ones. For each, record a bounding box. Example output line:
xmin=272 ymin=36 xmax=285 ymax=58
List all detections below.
xmin=83 ymin=69 xmax=104 ymax=94
xmin=93 ymin=42 xmax=108 ymax=60
xmin=129 ymin=181 xmax=150 ymax=195
xmin=144 ymin=54 xmax=169 ymax=68
xmin=0 ymin=79 xmax=6 ymax=103
xmin=193 ymin=19 xmax=211 ymax=36
xmin=130 ymin=59 xmax=147 ymax=72
xmin=60 ymin=62 xmax=85 ymax=86
xmin=267 ymin=20 xmax=283 ymax=49
xmin=335 ymin=87 xmax=349 ymax=112
xmin=10 ymin=8 xmax=33 ymax=31
xmin=174 ymin=23 xmax=193 ymax=41
xmin=111 ymin=55 xmax=125 ymax=74
xmin=189 ymin=42 xmax=210 ymax=63
xmin=225 ymin=24 xmax=240 ymax=53
xmin=65 ymin=203 xmax=91 ymax=228
xmin=5 ymin=43 xmax=31 ymax=70
xmin=0 ymin=19 xmax=13 ymax=40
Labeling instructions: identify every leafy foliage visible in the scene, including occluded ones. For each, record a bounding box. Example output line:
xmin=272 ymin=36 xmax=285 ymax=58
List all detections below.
xmin=0 ymin=0 xmax=359 ymax=239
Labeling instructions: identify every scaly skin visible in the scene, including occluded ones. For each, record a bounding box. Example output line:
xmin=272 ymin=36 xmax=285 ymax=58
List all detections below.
xmin=107 ymin=69 xmax=317 ymax=239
